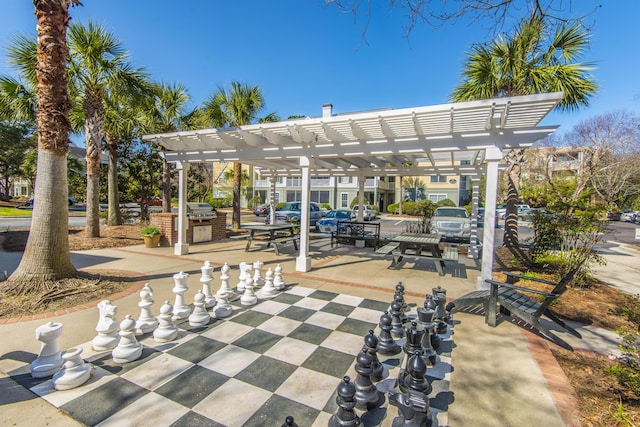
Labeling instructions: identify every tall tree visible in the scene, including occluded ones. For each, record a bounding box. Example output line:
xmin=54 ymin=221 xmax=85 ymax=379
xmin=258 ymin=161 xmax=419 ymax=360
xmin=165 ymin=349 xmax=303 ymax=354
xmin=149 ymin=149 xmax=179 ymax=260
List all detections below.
xmin=450 ymin=13 xmax=597 ymax=252
xmin=67 ymin=20 xmax=148 ymax=237
xmin=200 ymin=81 xmax=265 ymax=229
xmin=7 ymin=0 xmax=80 ymax=283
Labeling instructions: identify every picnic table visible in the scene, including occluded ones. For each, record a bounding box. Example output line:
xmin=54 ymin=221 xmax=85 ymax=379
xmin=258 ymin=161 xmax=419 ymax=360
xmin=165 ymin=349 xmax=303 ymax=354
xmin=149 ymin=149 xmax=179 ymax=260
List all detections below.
xmin=235 ymin=223 xmax=299 ymax=255
xmin=375 ymin=232 xmax=459 ymax=275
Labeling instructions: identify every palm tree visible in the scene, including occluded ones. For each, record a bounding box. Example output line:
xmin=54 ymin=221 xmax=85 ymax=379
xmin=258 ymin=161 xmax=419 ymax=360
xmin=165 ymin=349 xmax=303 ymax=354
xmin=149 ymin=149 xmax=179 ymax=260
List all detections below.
xmin=67 ymin=20 xmax=149 ymax=237
xmin=7 ymin=0 xmax=79 ymax=282
xmin=450 ymin=13 xmax=597 ymax=252
xmin=200 ymin=81 xmax=265 ymax=229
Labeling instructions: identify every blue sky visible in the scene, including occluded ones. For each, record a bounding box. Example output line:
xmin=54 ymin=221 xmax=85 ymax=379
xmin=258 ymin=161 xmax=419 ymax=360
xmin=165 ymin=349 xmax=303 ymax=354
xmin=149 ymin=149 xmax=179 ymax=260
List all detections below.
xmin=1 ymin=1 xmax=637 ymax=141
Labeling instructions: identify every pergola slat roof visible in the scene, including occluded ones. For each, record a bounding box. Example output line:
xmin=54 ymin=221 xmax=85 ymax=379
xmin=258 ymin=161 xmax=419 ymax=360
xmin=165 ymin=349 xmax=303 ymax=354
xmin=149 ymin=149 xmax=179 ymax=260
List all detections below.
xmin=143 ymin=92 xmax=563 ymax=177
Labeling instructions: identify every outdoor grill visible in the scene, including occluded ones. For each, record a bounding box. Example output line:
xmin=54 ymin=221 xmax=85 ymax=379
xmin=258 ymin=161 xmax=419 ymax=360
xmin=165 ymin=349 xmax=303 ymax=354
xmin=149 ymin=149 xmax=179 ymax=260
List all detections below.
xmin=186 ymin=202 xmax=217 ymax=222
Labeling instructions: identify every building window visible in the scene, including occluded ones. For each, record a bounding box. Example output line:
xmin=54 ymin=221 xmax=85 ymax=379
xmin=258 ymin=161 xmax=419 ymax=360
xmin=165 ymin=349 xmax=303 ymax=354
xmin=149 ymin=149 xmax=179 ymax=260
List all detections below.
xmin=388 ymin=176 xmax=396 ymax=183
xmin=286 ymin=177 xmax=301 ymax=187
xmin=338 ymin=176 xmax=352 ymax=184
xmin=340 ymin=193 xmax=349 ymax=208
xmin=311 ymin=190 xmax=330 ymax=204
xmin=428 ymin=194 xmax=447 ymax=203
xmin=273 ymin=192 xmax=280 ymax=204
xmin=430 ymin=175 xmax=447 ymax=183
xmin=286 ymin=190 xmax=301 ymax=202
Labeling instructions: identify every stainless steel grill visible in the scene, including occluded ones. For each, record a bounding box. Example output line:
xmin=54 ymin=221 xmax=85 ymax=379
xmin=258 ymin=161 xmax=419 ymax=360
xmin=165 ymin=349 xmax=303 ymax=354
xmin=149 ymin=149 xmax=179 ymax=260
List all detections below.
xmin=187 ymin=202 xmax=217 ymax=221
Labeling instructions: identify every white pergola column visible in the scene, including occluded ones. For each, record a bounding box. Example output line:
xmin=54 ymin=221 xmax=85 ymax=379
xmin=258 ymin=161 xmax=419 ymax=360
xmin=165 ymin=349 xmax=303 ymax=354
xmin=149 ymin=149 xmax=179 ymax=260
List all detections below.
xmin=356 ymin=176 xmax=365 ymax=221
xmin=174 ymin=161 xmax=190 ymax=255
xmin=296 ymin=156 xmax=313 ymax=272
xmin=469 ymin=177 xmax=480 ymax=260
xmin=478 ymin=147 xmax=502 ymax=289
xmin=269 ymin=178 xmax=276 ymax=225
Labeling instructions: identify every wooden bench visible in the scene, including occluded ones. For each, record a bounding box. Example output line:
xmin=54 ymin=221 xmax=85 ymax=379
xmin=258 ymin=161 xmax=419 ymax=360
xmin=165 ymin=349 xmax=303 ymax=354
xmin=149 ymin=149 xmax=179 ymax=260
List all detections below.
xmin=268 ymin=235 xmax=300 ymax=255
xmin=331 ymin=221 xmax=380 ymax=249
xmin=375 ymin=242 xmax=402 ymax=266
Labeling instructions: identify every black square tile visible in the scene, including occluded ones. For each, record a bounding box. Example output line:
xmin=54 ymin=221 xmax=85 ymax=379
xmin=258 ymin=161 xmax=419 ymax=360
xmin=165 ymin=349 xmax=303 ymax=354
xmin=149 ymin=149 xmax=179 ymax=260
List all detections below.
xmin=167 ymin=336 xmax=226 ymax=364
xmin=235 ymin=355 xmax=297 ymax=392
xmin=155 ymin=365 xmax=228 ymax=408
xmin=288 ymin=323 xmax=332 ymax=345
xmin=321 ymin=302 xmax=355 ymax=317
xmin=8 ymin=364 xmax=50 ymax=390
xmin=336 ymin=318 xmax=377 ymax=336
xmin=229 ymin=310 xmax=272 ymax=327
xmin=232 ymin=329 xmax=282 ymax=354
xmin=170 ymin=411 xmax=225 ymax=427
xmin=93 ymin=346 xmax=160 ymax=375
xmin=278 ymin=306 xmax=315 ymax=322
xmin=243 ymin=394 xmax=320 ymax=427
xmin=60 ymin=377 xmax=148 ymax=426
xmin=308 ymin=290 xmax=339 ymax=301
xmin=302 ymin=346 xmax=354 ymax=378
xmin=359 ymin=298 xmax=390 ymax=312
xmin=272 ymin=293 xmax=304 ymax=305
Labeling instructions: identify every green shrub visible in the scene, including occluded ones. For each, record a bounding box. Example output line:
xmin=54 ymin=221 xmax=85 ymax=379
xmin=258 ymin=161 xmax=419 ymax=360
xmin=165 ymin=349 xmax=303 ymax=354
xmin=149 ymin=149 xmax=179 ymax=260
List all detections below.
xmin=436 ymin=198 xmax=456 ymax=207
xmin=321 ymin=202 xmax=332 ymax=211
xmin=141 ymin=225 xmax=161 ymax=237
xmin=387 ymin=203 xmax=399 ymax=214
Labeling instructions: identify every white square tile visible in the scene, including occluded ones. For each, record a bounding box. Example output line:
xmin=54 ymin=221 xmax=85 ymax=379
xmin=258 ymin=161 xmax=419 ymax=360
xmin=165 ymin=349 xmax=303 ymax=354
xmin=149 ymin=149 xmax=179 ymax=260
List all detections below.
xmin=192 ymin=378 xmax=271 ymax=426
xmin=121 ymin=353 xmax=193 ymax=390
xmin=348 ymin=306 xmax=384 ymax=324
xmin=200 ymin=321 xmax=252 ymax=343
xmin=285 ymin=286 xmax=315 ymax=296
xmin=251 ymin=300 xmax=289 ymax=315
xmin=275 ymin=367 xmax=337 ymax=410
xmin=139 ymin=329 xmax=197 ymax=351
xmin=198 ymin=345 xmax=260 ymax=377
xmin=256 ymin=316 xmax=302 ymax=336
xmin=320 ymin=330 xmax=365 ymax=356
xmin=36 ymin=366 xmax=114 ymax=407
xmin=96 ymin=391 xmax=188 ymax=427
xmin=305 ymin=311 xmax=345 ymax=330
xmin=311 ymin=411 xmax=332 ymax=427
xmin=331 ymin=294 xmax=363 ymax=306
xmin=263 ymin=337 xmax=318 ymax=366
xmin=293 ymin=297 xmax=328 ymax=311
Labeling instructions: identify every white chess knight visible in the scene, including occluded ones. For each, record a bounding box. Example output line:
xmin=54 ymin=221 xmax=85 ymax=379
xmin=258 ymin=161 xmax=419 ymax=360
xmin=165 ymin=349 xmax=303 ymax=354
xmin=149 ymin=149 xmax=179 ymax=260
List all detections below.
xmin=112 ymin=315 xmax=143 ymax=363
xmin=172 ymin=271 xmax=191 ymax=321
xmin=30 ymin=321 xmax=64 ymax=378
xmin=154 ymin=301 xmax=179 ymax=343
xmin=135 ymin=288 xmax=158 ymax=335
xmin=93 ymin=300 xmax=119 ymax=351
xmin=217 ymin=262 xmax=233 ymax=299
xmin=189 ymin=291 xmax=211 ymax=327
xmin=52 ymin=347 xmax=92 ymax=390
xmin=200 ymin=260 xmax=216 ymax=308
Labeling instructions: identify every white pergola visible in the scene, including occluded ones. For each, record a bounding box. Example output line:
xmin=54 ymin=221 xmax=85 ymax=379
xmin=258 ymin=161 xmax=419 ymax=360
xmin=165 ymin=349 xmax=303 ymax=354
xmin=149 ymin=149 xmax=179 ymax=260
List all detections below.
xmin=143 ymin=92 xmax=562 ymax=287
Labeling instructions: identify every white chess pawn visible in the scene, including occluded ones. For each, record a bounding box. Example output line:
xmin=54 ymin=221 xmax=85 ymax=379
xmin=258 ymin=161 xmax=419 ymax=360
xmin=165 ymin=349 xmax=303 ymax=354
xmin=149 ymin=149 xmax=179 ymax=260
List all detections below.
xmin=273 ymin=264 xmax=285 ymax=290
xmin=252 ymin=261 xmax=265 ymax=288
xmin=30 ymin=321 xmax=64 ymax=378
xmin=189 ymin=291 xmax=211 ymax=327
xmin=236 ymin=262 xmax=248 ymax=292
xmin=52 ymin=347 xmax=92 ymax=390
xmin=172 ymin=271 xmax=191 ymax=322
xmin=240 ymin=273 xmax=258 ymax=306
xmin=200 ymin=261 xmax=216 ymax=308
xmin=154 ymin=301 xmax=179 ymax=343
xmin=135 ymin=288 xmax=158 ymax=335
xmin=112 ymin=315 xmax=143 ymax=363
xmin=217 ymin=263 xmax=233 ymax=299
xmin=93 ymin=300 xmax=119 ymax=351
xmin=213 ymin=292 xmax=233 ymax=318
xmin=260 ymin=268 xmax=277 ymax=297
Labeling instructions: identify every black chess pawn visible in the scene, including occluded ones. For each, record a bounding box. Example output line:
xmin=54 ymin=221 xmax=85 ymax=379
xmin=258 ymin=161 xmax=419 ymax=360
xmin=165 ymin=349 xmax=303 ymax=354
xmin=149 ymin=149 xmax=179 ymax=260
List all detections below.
xmin=390 ymin=301 xmax=405 ymax=338
xmin=400 ymin=351 xmax=431 ymax=395
xmin=354 ymin=349 xmax=384 ymax=411
xmin=281 ymin=415 xmax=299 ymax=427
xmin=388 ymin=390 xmax=434 ymax=427
xmin=328 ymin=376 xmax=362 ymax=427
xmin=377 ymin=311 xmax=401 ymax=355
xmin=395 ymin=281 xmax=405 ymax=296
xmin=393 ymin=292 xmax=409 ymax=322
xmin=363 ymin=330 xmax=384 ymax=382
xmin=416 ymin=308 xmax=437 ymax=366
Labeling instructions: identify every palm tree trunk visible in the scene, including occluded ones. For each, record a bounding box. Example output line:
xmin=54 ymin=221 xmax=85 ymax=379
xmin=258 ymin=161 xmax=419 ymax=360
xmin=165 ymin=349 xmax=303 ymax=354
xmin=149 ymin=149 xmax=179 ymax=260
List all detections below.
xmin=84 ymin=96 xmax=104 ymax=238
xmin=503 ymin=149 xmax=524 ymax=254
xmin=106 ymin=136 xmax=122 ymax=226
xmin=232 ymin=162 xmax=241 ymax=229
xmin=9 ymin=0 xmax=76 ymax=282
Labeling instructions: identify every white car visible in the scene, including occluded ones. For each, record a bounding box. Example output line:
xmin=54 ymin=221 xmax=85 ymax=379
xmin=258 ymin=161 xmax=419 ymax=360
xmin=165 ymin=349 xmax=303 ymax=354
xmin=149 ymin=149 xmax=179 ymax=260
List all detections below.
xmin=432 ymin=207 xmax=471 ymax=242
xmin=352 ymin=205 xmax=377 ymax=221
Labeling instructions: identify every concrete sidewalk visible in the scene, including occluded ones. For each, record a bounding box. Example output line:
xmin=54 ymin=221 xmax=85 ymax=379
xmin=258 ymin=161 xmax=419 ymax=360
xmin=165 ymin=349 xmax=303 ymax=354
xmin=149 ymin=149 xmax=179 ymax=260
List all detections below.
xmin=0 ymin=237 xmax=620 ymax=426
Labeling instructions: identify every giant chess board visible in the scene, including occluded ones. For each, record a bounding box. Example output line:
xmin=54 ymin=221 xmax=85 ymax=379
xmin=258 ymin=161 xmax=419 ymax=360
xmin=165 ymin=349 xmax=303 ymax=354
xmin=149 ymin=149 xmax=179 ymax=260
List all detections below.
xmin=9 ymin=286 xmax=454 ymax=426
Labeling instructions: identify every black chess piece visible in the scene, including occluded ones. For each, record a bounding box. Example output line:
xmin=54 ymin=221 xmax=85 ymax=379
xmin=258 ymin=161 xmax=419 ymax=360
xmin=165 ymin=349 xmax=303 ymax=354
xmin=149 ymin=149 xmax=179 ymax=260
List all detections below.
xmin=432 ymin=287 xmax=448 ymax=334
xmin=364 ymin=330 xmax=384 ymax=382
xmin=423 ymin=294 xmax=437 ymax=311
xmin=328 ymin=376 xmax=362 ymax=427
xmin=281 ymin=415 xmax=299 ymax=427
xmin=416 ymin=308 xmax=438 ymax=365
xmin=388 ymin=390 xmax=434 ymax=427
xmin=403 ymin=322 xmax=425 ymax=356
xmin=395 ymin=281 xmax=405 ymax=296
xmin=354 ymin=349 xmax=384 ymax=411
xmin=400 ymin=351 xmax=431 ymax=395
xmin=377 ymin=311 xmax=401 ymax=355
xmin=393 ymin=292 xmax=408 ymax=323
xmin=390 ymin=301 xmax=405 ymax=338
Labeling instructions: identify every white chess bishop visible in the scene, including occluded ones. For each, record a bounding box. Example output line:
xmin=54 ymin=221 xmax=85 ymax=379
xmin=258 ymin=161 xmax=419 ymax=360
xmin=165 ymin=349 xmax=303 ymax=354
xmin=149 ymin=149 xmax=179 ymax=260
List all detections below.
xmin=135 ymin=288 xmax=158 ymax=335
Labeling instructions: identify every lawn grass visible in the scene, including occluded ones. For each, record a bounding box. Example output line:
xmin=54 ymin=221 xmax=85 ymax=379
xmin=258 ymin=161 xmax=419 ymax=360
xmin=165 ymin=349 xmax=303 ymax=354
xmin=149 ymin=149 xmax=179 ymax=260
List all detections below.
xmin=0 ymin=207 xmax=32 ymax=217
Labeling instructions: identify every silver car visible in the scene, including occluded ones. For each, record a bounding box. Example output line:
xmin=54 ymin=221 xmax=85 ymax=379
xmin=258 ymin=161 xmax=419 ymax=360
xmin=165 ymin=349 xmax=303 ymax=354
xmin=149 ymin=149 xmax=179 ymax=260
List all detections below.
xmin=432 ymin=207 xmax=471 ymax=242
xmin=271 ymin=201 xmax=324 ymax=226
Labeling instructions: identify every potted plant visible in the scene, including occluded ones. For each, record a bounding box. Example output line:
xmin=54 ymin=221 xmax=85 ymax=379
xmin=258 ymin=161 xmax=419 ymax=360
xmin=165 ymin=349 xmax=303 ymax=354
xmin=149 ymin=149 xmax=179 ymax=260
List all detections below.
xmin=141 ymin=225 xmax=161 ymax=248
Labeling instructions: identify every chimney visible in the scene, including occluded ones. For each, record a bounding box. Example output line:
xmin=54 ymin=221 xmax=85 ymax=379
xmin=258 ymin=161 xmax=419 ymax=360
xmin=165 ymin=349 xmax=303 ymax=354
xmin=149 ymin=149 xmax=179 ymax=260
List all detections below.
xmin=322 ymin=104 xmax=333 ymax=118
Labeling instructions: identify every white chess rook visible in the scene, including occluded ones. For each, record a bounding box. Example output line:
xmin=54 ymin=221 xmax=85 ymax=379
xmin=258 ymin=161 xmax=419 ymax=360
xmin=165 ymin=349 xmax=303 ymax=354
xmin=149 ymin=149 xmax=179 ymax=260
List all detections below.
xmin=30 ymin=321 xmax=64 ymax=378
xmin=172 ymin=271 xmax=191 ymax=321
xmin=252 ymin=261 xmax=265 ymax=288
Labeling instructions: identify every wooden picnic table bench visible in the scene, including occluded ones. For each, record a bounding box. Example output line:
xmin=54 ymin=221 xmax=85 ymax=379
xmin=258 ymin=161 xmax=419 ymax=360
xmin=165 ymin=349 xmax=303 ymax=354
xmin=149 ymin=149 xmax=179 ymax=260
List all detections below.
xmin=375 ymin=232 xmax=459 ymax=275
xmin=239 ymin=224 xmax=299 ymax=255
xmin=331 ymin=221 xmax=381 ymax=249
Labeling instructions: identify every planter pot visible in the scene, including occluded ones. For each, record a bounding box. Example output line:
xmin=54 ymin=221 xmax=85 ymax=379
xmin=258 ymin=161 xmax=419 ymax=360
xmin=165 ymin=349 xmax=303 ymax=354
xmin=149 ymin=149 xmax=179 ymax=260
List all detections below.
xmin=143 ymin=234 xmax=161 ymax=248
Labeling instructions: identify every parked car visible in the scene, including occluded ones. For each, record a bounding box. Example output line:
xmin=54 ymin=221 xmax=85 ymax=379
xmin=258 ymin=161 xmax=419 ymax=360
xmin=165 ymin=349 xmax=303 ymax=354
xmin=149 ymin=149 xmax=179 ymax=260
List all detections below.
xmin=496 ymin=204 xmax=506 ymax=219
xmin=253 ymin=204 xmax=270 ymax=216
xmin=315 ymin=209 xmax=354 ymax=233
xmin=138 ymin=197 xmax=162 ymax=206
xmin=432 ymin=207 xmax=471 ymax=242
xmin=620 ymin=210 xmax=638 ymax=222
xmin=352 ymin=205 xmax=377 ymax=221
xmin=25 ymin=196 xmax=77 ymax=207
xmin=269 ymin=201 xmax=324 ymax=226
xmin=518 ymin=208 xmax=555 ymax=222
xmin=606 ymin=211 xmax=622 ymax=221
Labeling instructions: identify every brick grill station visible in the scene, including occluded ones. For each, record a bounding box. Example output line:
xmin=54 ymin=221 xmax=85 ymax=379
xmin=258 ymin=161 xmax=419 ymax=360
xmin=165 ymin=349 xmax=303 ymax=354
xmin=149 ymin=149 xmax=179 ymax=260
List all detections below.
xmin=150 ymin=212 xmax=227 ymax=247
